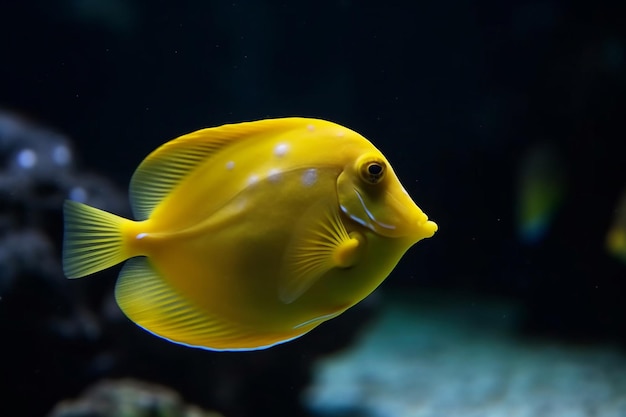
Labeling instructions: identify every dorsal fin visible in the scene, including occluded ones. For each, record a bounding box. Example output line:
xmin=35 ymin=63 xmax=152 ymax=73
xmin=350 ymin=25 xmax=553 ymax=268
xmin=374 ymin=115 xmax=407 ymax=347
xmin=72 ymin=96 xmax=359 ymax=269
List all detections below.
xmin=129 ymin=118 xmax=310 ymax=220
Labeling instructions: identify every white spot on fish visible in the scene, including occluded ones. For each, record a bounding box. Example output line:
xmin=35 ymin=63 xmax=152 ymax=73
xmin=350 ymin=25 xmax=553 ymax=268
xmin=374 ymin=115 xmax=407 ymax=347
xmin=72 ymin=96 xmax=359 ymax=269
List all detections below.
xmin=301 ymin=168 xmax=317 ymax=187
xmin=136 ymin=233 xmax=148 ymax=240
xmin=232 ymin=197 xmax=247 ymax=213
xmin=225 ymin=161 xmax=235 ymax=170
xmin=17 ymin=149 xmax=37 ymax=169
xmin=274 ymin=143 xmax=289 ymax=157
xmin=336 ymin=130 xmax=345 ymax=138
xmin=307 ymin=124 xmax=315 ymax=132
xmin=268 ymin=168 xmax=281 ymax=182
xmin=247 ymin=174 xmax=259 ymax=186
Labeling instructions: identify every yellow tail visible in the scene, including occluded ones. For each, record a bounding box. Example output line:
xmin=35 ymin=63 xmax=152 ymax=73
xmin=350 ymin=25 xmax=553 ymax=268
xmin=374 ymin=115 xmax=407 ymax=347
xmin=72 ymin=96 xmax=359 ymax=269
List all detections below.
xmin=63 ymin=200 xmax=133 ymax=278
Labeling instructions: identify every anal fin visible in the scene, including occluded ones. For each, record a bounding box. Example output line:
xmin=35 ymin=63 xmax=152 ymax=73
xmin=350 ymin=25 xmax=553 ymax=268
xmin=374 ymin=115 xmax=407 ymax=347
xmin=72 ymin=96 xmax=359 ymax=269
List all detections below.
xmin=115 ymin=258 xmax=283 ymax=351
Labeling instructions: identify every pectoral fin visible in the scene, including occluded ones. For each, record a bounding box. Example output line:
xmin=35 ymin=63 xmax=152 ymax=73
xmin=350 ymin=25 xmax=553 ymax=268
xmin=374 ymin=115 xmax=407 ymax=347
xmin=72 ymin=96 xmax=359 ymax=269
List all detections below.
xmin=279 ymin=203 xmax=364 ymax=304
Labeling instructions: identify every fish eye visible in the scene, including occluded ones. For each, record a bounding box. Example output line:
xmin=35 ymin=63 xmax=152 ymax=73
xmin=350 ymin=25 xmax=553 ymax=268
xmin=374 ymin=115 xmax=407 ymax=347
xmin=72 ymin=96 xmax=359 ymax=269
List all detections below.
xmin=360 ymin=159 xmax=386 ymax=184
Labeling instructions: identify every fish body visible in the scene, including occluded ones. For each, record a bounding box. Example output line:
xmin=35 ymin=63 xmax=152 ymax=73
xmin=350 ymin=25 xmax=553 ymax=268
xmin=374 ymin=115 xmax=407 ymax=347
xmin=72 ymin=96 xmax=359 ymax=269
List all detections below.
xmin=607 ymin=188 xmax=626 ymax=263
xmin=516 ymin=143 xmax=566 ymax=245
xmin=63 ymin=118 xmax=437 ymax=350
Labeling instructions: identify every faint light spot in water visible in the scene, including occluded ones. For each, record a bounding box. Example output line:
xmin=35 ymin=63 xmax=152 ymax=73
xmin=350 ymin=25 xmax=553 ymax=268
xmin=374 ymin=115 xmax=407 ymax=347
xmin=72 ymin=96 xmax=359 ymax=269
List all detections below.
xmin=69 ymin=186 xmax=88 ymax=202
xmin=17 ymin=149 xmax=37 ymax=169
xmin=225 ymin=161 xmax=235 ymax=170
xmin=604 ymin=38 xmax=624 ymax=71
xmin=0 ymin=115 xmax=21 ymax=139
xmin=274 ymin=143 xmax=289 ymax=157
xmin=268 ymin=168 xmax=281 ymax=182
xmin=52 ymin=145 xmax=71 ymax=166
xmin=302 ymin=168 xmax=317 ymax=187
xmin=307 ymin=124 xmax=315 ymax=132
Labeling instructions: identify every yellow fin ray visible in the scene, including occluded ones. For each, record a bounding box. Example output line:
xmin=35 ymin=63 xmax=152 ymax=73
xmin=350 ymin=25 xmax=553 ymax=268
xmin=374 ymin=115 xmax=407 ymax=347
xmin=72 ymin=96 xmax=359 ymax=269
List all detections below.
xmin=279 ymin=202 xmax=362 ymax=304
xmin=130 ymin=131 xmax=229 ymax=220
xmin=63 ymin=200 xmax=132 ymax=279
xmin=130 ymin=118 xmax=317 ymax=220
xmin=114 ymin=257 xmax=279 ymax=351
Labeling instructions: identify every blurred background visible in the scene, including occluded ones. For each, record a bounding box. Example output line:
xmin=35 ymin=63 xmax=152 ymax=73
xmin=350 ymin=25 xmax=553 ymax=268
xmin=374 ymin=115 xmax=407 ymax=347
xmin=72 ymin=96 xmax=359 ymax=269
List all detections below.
xmin=1 ymin=1 xmax=626 ymax=416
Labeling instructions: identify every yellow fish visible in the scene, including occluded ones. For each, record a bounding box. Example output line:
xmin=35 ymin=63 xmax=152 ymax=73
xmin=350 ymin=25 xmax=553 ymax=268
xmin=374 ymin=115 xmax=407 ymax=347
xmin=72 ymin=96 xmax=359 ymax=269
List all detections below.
xmin=516 ymin=143 xmax=566 ymax=245
xmin=63 ymin=118 xmax=437 ymax=351
xmin=607 ymin=187 xmax=626 ymax=263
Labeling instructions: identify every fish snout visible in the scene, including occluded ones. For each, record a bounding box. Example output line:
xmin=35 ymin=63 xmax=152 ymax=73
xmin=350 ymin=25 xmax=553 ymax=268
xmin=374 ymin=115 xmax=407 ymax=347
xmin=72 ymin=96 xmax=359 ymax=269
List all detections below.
xmin=413 ymin=214 xmax=438 ymax=241
xmin=383 ymin=189 xmax=437 ymax=242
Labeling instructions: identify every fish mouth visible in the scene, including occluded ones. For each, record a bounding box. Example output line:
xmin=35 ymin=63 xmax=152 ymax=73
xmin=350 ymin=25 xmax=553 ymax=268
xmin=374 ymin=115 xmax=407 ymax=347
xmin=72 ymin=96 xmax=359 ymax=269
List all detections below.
xmin=416 ymin=217 xmax=438 ymax=240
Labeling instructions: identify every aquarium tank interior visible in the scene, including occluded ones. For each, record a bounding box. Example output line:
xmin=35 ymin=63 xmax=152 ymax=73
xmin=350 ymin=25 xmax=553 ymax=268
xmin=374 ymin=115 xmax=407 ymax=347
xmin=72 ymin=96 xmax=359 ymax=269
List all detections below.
xmin=1 ymin=1 xmax=626 ymax=416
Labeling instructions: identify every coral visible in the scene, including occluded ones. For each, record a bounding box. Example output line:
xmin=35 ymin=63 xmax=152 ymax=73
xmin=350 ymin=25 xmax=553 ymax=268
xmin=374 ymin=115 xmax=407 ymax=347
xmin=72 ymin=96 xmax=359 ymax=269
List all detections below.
xmin=0 ymin=110 xmax=131 ymax=416
xmin=305 ymin=291 xmax=626 ymax=417
xmin=0 ymin=110 xmax=127 ymax=297
xmin=48 ymin=379 xmax=224 ymax=417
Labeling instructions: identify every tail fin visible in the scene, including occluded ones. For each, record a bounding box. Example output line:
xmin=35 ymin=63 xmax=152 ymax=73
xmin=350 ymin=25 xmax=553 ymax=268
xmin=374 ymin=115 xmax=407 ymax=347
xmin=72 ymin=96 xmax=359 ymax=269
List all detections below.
xmin=63 ymin=200 xmax=133 ymax=278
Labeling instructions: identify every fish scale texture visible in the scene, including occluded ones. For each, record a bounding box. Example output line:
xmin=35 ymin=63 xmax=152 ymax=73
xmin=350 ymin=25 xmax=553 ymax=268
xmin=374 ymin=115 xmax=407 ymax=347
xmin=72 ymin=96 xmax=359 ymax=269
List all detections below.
xmin=305 ymin=293 xmax=626 ymax=417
